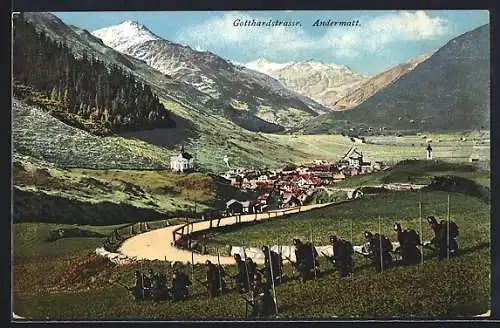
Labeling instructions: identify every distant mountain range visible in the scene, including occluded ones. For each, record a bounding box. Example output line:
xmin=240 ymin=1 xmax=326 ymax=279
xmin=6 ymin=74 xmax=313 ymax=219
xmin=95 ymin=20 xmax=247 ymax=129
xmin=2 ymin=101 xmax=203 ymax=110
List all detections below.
xmin=332 ymin=54 xmax=430 ymax=110
xmin=300 ymin=24 xmax=490 ymax=134
xmin=244 ymin=58 xmax=369 ymax=109
xmin=92 ymin=21 xmax=328 ymax=129
xmin=14 ymin=12 xmax=490 ymax=141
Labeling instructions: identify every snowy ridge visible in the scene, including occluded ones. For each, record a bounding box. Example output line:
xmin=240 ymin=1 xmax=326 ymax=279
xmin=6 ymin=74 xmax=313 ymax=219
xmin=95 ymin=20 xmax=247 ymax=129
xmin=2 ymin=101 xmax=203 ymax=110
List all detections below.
xmin=92 ymin=20 xmax=161 ymax=53
xmin=244 ymin=58 xmax=370 ymax=109
xmin=89 ymin=20 xmax=327 ymax=126
xmin=244 ymin=58 xmax=295 ymax=76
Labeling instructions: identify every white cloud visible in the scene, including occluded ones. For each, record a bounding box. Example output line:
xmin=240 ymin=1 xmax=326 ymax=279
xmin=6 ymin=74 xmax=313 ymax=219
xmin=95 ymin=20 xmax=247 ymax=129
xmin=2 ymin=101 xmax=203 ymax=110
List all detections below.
xmin=368 ymin=11 xmax=449 ymax=40
xmin=176 ymin=11 xmax=450 ymax=59
xmin=177 ymin=12 xmax=311 ymax=56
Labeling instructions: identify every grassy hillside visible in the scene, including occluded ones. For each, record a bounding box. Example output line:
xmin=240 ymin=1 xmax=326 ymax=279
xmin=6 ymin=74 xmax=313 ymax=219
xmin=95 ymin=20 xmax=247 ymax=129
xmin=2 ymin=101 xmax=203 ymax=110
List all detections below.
xmin=208 ymin=191 xmax=488 ymax=248
xmin=12 ymin=190 xmax=489 ymax=319
xmin=124 ymin=98 xmax=489 ymax=174
xmin=13 ymin=99 xmax=174 ymax=170
xmin=12 ymin=154 xmax=253 ymax=225
xmin=13 ymin=222 xmax=124 ymax=259
xmin=333 ymin=160 xmax=490 ymax=188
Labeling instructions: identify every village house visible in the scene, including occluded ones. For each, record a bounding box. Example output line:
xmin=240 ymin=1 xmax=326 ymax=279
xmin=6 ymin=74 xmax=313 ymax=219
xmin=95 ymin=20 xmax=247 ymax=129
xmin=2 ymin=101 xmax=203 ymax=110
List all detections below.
xmin=170 ymin=146 xmax=194 ymax=172
xmin=226 ymin=199 xmax=243 ymax=215
xmin=241 ymin=200 xmax=262 ymax=213
xmin=258 ymin=175 xmax=269 ymax=181
xmin=343 ymin=146 xmax=364 ymax=167
xmin=281 ymin=195 xmax=302 ymax=208
xmin=257 ymin=193 xmax=270 ymax=205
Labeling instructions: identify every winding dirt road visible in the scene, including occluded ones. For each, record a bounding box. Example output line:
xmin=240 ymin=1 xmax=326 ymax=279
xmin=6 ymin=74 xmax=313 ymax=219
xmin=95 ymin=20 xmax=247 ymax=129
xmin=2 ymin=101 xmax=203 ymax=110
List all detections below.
xmin=119 ymin=203 xmax=332 ymax=265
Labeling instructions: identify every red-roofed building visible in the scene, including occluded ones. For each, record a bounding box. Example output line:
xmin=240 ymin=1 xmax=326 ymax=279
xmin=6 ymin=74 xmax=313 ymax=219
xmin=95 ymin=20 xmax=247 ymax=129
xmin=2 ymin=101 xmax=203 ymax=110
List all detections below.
xmin=257 ymin=193 xmax=270 ymax=205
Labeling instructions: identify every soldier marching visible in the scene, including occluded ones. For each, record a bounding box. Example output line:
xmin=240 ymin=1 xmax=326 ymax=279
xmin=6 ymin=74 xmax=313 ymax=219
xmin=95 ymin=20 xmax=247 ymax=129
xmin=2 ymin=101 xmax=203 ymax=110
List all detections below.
xmin=118 ymin=213 xmax=459 ymax=320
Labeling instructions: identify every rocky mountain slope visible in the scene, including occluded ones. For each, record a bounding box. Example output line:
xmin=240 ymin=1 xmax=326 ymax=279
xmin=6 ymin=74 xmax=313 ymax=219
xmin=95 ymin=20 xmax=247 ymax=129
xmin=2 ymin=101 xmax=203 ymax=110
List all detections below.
xmin=19 ymin=12 xmax=211 ymax=112
xmin=245 ymin=58 xmax=369 ymax=109
xmin=332 ymin=54 xmax=430 ymax=110
xmin=300 ymin=24 xmax=490 ymax=134
xmin=93 ymin=22 xmax=326 ymax=128
xmin=12 ymin=99 xmax=173 ymax=169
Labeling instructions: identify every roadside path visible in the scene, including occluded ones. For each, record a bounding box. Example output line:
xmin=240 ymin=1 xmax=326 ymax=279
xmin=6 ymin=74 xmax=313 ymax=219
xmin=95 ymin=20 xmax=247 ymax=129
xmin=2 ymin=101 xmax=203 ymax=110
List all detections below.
xmin=119 ymin=203 xmax=332 ymax=265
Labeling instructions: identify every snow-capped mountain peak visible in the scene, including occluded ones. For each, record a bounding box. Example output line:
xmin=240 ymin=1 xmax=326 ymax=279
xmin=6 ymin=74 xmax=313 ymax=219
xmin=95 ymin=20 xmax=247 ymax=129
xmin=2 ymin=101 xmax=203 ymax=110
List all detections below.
xmin=244 ymin=58 xmax=369 ymax=108
xmin=244 ymin=58 xmax=295 ymax=76
xmin=292 ymin=59 xmax=352 ymax=72
xmin=92 ymin=20 xmax=161 ymax=53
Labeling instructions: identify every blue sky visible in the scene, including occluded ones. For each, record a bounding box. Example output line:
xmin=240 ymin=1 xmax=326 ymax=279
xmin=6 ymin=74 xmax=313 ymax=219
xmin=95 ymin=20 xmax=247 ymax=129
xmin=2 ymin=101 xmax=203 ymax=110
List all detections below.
xmin=53 ymin=10 xmax=489 ymax=76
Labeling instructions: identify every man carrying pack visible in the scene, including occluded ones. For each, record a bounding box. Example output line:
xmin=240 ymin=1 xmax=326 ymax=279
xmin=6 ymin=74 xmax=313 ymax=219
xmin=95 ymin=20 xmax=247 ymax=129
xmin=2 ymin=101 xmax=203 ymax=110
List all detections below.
xmin=131 ymin=270 xmax=146 ymax=300
xmin=261 ymin=246 xmax=283 ymax=285
xmin=233 ymin=253 xmax=249 ymax=293
xmin=204 ymin=260 xmax=221 ymax=298
xmin=150 ymin=271 xmax=166 ymax=302
xmin=171 ymin=268 xmax=191 ymax=301
xmin=329 ymin=235 xmax=354 ymax=279
xmin=250 ymin=273 xmax=275 ymax=318
xmin=293 ymin=238 xmax=318 ymax=282
xmin=393 ymin=223 xmax=421 ymax=265
xmin=426 ymin=215 xmax=459 ymax=261
xmin=364 ymin=231 xmax=393 ymax=273
xmin=245 ymin=257 xmax=257 ymax=288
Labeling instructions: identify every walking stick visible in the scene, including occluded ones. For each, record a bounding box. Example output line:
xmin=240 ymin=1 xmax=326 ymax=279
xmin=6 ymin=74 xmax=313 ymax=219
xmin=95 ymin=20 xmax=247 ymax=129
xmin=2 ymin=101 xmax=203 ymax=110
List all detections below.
xmin=164 ymin=256 xmax=170 ymax=299
xmin=419 ymin=194 xmax=424 ymax=265
xmin=191 ymin=251 xmax=195 ymax=287
xmin=311 ymin=224 xmax=317 ymax=280
xmin=379 ymin=216 xmax=383 ymax=273
xmin=242 ymin=246 xmax=254 ymax=303
xmin=447 ymin=195 xmax=450 ymax=260
xmin=278 ymin=244 xmax=283 ymax=283
xmin=268 ymin=245 xmax=279 ymax=317
xmin=217 ymin=250 xmax=223 ymax=295
xmin=350 ymin=220 xmax=354 ymax=278
xmin=140 ymin=261 xmax=145 ymax=299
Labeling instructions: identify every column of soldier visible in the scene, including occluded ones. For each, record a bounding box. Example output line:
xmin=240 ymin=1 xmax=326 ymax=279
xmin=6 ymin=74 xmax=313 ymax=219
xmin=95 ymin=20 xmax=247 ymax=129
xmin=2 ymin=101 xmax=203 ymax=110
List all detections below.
xmin=126 ymin=215 xmax=459 ymax=318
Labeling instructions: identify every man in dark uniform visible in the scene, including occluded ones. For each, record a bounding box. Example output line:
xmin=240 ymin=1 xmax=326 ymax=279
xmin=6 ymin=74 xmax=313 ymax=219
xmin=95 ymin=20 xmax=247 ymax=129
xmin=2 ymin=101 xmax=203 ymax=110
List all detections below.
xmin=293 ymin=238 xmax=318 ymax=282
xmin=151 ymin=270 xmax=170 ymax=301
xmin=233 ymin=253 xmax=250 ymax=293
xmin=250 ymin=273 xmax=275 ymax=318
xmin=171 ymin=268 xmax=191 ymax=301
xmin=141 ymin=269 xmax=154 ymax=299
xmin=393 ymin=223 xmax=421 ymax=265
xmin=427 ymin=216 xmax=459 ymax=261
xmin=329 ymin=235 xmax=354 ymax=279
xmin=150 ymin=271 xmax=162 ymax=301
xmin=245 ymin=257 xmax=257 ymax=286
xmin=205 ymin=260 xmax=221 ymax=298
xmin=364 ymin=231 xmax=393 ymax=273
xmin=131 ymin=270 xmax=146 ymax=300
xmin=261 ymin=246 xmax=282 ymax=284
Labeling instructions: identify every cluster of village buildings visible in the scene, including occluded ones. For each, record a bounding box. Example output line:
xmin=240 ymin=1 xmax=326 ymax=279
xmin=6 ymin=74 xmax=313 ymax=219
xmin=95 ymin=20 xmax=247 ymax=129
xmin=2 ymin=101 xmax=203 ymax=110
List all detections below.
xmin=221 ymin=147 xmax=387 ymax=215
xmin=168 ymin=145 xmax=394 ymax=215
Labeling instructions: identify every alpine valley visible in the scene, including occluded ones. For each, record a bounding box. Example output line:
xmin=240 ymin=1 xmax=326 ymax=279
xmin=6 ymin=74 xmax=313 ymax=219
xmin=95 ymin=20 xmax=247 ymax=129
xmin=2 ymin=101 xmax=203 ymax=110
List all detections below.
xmin=11 ymin=11 xmax=491 ymax=320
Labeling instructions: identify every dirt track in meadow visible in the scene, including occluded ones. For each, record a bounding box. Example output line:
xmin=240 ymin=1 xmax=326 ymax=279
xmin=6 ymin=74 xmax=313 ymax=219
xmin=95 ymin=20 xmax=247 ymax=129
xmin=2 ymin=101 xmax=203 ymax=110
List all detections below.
xmin=118 ymin=203 xmax=332 ymax=265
